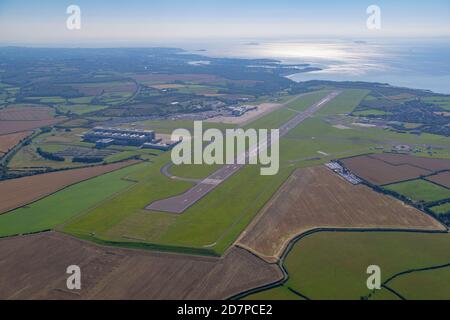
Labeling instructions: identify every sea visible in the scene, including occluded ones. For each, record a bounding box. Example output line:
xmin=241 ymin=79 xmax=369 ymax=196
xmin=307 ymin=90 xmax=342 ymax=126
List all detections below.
xmin=180 ymin=38 xmax=450 ymax=94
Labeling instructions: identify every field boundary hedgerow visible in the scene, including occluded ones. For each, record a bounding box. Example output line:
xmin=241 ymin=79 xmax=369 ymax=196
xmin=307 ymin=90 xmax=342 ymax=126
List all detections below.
xmin=229 ymin=227 xmax=449 ymax=300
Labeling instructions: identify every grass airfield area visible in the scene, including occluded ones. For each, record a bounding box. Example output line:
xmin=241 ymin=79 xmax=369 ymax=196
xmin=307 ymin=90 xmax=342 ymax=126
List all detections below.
xmin=385 ymin=179 xmax=450 ymax=203
xmin=0 ymin=162 xmax=144 ymax=237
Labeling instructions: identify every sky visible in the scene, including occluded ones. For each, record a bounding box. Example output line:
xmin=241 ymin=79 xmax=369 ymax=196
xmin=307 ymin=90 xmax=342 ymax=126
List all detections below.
xmin=0 ymin=0 xmax=449 ymax=45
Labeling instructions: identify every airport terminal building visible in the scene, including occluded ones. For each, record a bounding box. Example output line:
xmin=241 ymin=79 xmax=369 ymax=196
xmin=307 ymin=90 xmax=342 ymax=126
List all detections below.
xmin=83 ymin=127 xmax=156 ymax=147
xmin=83 ymin=126 xmax=180 ymax=150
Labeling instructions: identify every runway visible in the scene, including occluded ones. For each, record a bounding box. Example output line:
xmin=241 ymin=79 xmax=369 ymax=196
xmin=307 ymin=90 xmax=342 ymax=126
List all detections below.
xmin=146 ymin=91 xmax=341 ymax=213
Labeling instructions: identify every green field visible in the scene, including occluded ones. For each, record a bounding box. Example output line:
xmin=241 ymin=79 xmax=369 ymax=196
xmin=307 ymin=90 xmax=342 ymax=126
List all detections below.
xmin=244 ymin=232 xmax=450 ymax=300
xmin=430 ymin=202 xmax=450 ymax=215
xmin=367 ymin=288 xmax=401 ymax=300
xmin=57 ymin=104 xmax=109 ymax=115
xmin=9 ymin=144 xmax=86 ymax=169
xmin=244 ymin=286 xmax=303 ymax=300
xmin=0 ymin=162 xmax=143 ymax=237
xmin=423 ymin=96 xmax=450 ymax=111
xmin=27 ymin=96 xmax=67 ymax=104
xmin=243 ymin=91 xmax=330 ymax=130
xmin=317 ymin=89 xmax=369 ymax=116
xmin=385 ymin=179 xmax=450 ymax=203
xmin=386 ymin=266 xmax=450 ymax=300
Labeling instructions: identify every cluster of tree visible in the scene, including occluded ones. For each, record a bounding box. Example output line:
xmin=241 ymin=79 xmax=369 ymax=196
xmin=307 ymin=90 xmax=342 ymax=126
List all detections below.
xmin=72 ymin=156 xmax=103 ymax=163
xmin=36 ymin=147 xmax=64 ymax=162
xmin=438 ymin=213 xmax=450 ymax=226
xmin=352 ymin=91 xmax=450 ymax=137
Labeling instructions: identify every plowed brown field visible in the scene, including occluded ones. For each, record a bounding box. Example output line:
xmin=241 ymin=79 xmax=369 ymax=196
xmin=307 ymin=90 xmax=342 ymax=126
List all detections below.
xmin=426 ymin=171 xmax=450 ymax=188
xmin=238 ymin=166 xmax=445 ymax=263
xmin=0 ymin=232 xmax=282 ymax=299
xmin=339 ymin=153 xmax=450 ymax=185
xmin=369 ymin=153 xmax=450 ymax=172
xmin=0 ymin=106 xmax=63 ymax=134
xmin=0 ymin=131 xmax=32 ymax=153
xmin=0 ymin=106 xmax=54 ymax=121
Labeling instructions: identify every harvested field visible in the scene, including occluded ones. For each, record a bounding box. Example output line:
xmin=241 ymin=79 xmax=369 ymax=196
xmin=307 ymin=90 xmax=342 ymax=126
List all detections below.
xmin=0 ymin=119 xmax=63 ymax=135
xmin=369 ymin=153 xmax=450 ymax=172
xmin=0 ymin=131 xmax=32 ymax=153
xmin=43 ymin=135 xmax=74 ymax=143
xmin=431 ymin=203 xmax=450 ymax=215
xmin=237 ymin=166 xmax=445 ymax=263
xmin=0 ymin=232 xmax=283 ymax=299
xmin=0 ymin=160 xmax=139 ymax=214
xmin=0 ymin=106 xmax=54 ymax=121
xmin=425 ymin=171 xmax=450 ymax=188
xmin=340 ymin=154 xmax=433 ymax=185
xmin=385 ymin=179 xmax=450 ymax=203
xmin=387 ymin=266 xmax=450 ymax=300
xmin=0 ymin=106 xmax=63 ymax=135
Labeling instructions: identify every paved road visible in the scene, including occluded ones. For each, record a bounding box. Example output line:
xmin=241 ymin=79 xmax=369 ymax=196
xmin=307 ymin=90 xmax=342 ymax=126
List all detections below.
xmin=146 ymin=91 xmax=341 ymax=213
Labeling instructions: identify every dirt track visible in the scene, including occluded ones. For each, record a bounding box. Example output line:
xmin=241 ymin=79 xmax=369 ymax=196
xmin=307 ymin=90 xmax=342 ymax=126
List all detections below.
xmin=237 ymin=166 xmax=446 ymax=263
xmin=0 ymin=232 xmax=282 ymax=299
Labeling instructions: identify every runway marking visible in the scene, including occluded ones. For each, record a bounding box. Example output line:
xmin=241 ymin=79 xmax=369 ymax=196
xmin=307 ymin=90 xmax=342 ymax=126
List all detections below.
xmin=202 ymin=178 xmax=223 ymax=185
